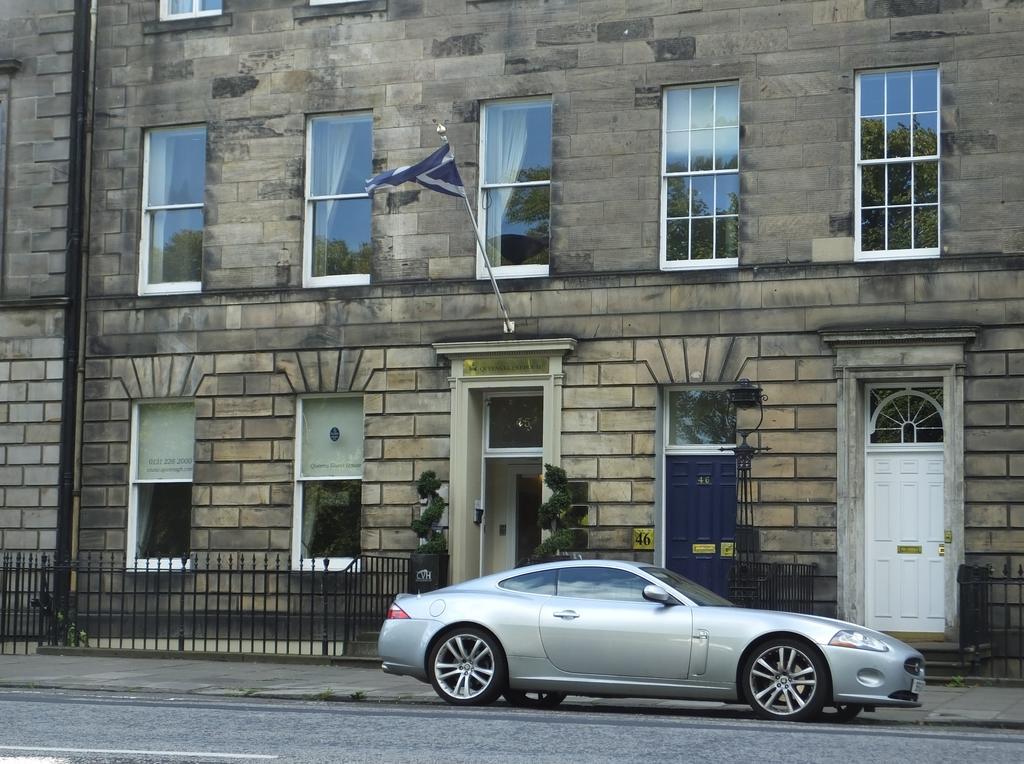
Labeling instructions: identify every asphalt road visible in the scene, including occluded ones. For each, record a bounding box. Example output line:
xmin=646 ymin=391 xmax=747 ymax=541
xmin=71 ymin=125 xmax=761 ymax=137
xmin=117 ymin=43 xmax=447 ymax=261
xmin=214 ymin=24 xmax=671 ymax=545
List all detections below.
xmin=3 ymin=689 xmax=1024 ymax=764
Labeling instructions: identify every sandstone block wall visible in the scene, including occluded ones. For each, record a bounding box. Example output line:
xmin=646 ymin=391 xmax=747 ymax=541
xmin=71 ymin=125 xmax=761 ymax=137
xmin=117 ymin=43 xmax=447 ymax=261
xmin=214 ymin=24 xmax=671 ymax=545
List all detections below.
xmin=0 ymin=0 xmax=74 ymax=553
xmin=74 ymin=1 xmax=1024 ymax=602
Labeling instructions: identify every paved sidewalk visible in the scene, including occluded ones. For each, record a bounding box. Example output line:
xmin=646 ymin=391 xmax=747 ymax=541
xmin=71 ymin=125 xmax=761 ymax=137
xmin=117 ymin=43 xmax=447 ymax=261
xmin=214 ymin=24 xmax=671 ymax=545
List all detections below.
xmin=2 ymin=650 xmax=1024 ymax=728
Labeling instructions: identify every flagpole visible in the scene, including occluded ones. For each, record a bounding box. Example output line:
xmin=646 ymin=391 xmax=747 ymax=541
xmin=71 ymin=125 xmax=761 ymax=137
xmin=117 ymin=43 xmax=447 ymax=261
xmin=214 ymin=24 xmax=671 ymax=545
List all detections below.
xmin=436 ymin=126 xmax=515 ymax=335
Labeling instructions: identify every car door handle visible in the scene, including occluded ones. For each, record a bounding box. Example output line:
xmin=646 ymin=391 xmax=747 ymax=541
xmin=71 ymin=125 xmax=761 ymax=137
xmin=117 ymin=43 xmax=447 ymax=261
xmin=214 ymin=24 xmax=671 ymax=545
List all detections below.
xmin=552 ymin=610 xmax=579 ymax=620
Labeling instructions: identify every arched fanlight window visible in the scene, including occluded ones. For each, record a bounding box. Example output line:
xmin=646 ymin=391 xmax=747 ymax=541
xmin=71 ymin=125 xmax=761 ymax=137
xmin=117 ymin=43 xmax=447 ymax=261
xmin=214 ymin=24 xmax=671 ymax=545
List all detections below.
xmin=868 ymin=387 xmax=944 ymax=445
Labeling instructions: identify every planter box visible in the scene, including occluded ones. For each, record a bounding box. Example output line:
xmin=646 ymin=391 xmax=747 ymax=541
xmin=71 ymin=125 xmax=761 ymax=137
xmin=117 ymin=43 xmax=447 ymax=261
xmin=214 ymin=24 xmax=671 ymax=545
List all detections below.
xmin=409 ymin=553 xmax=449 ymax=594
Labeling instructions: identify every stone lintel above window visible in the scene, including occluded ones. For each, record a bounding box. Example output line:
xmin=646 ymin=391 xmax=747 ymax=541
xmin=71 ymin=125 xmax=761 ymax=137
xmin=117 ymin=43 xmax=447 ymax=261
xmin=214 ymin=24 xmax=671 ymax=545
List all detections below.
xmin=820 ymin=326 xmax=978 ymax=348
xmin=821 ymin=326 xmax=976 ymax=371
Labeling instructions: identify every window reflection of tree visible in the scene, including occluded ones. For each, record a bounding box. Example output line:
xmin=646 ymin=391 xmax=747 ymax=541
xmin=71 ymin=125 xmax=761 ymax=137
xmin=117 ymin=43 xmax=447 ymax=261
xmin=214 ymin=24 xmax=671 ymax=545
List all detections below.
xmin=670 ymin=391 xmax=736 ymax=445
xmin=154 ymin=229 xmax=202 ymax=282
xmin=491 ymin=165 xmax=549 ymax=266
xmin=313 ymin=237 xmax=372 ymax=277
xmin=869 ymin=388 xmax=943 ymax=444
xmin=860 ymin=118 xmax=938 ymax=251
xmin=304 ymin=481 xmax=361 ymax=559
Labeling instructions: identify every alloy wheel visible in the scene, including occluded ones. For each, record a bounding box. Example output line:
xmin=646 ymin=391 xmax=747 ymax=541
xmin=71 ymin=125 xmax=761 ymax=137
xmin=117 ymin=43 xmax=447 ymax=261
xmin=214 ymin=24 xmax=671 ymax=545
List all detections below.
xmin=429 ymin=628 xmax=505 ymax=705
xmin=744 ymin=639 xmax=827 ymax=721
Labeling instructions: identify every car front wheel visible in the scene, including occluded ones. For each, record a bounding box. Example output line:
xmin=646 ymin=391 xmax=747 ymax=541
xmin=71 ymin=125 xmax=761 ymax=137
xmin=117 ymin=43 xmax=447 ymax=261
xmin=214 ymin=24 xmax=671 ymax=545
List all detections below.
xmin=742 ymin=638 xmax=829 ymax=722
xmin=428 ymin=627 xmax=506 ymax=706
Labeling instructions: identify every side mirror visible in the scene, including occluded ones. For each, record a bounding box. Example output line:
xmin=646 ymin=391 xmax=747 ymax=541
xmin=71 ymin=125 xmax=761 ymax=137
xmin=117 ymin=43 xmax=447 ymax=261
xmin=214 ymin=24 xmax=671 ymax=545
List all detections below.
xmin=643 ymin=584 xmax=675 ymax=605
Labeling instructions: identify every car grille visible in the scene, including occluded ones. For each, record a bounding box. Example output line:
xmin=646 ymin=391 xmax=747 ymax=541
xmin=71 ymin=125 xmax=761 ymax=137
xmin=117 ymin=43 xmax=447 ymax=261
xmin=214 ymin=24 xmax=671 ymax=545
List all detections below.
xmin=904 ymin=657 xmax=924 ymax=676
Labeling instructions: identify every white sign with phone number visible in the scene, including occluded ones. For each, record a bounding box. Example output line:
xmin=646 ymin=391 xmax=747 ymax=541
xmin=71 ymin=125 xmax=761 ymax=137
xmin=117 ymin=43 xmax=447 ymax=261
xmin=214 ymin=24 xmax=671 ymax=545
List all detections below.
xmin=141 ymin=456 xmax=192 ymax=479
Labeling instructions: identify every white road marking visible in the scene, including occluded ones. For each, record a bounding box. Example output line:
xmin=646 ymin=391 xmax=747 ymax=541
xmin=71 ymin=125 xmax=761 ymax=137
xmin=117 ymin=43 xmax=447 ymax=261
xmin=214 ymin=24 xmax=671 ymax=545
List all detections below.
xmin=0 ymin=746 xmax=276 ymax=760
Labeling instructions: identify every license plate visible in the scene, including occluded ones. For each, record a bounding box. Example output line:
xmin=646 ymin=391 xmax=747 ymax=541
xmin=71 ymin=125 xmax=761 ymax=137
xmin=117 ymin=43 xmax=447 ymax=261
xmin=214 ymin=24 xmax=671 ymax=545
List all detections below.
xmin=912 ymin=678 xmax=925 ymax=694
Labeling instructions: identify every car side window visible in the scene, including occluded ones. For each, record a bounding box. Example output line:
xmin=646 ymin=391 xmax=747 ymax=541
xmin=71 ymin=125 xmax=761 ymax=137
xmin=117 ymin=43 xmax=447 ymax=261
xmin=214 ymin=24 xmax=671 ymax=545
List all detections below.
xmin=556 ymin=567 xmax=650 ymax=602
xmin=498 ymin=570 xmax=556 ymax=595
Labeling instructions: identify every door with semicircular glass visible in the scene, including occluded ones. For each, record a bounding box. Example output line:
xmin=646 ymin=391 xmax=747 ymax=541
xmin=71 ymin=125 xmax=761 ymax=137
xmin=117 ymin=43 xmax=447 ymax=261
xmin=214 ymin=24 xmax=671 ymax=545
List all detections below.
xmin=864 ymin=386 xmax=945 ymax=635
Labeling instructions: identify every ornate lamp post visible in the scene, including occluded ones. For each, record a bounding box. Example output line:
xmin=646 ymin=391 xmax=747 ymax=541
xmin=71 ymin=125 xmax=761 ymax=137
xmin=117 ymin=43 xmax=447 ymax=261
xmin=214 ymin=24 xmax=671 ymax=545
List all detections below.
xmin=726 ymin=379 xmax=767 ymax=564
xmin=725 ymin=379 xmax=816 ymax=613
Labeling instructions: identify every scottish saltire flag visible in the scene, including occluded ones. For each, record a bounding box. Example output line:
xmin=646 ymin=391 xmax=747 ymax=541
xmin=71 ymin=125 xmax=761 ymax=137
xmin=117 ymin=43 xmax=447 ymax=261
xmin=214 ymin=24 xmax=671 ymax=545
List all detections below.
xmin=365 ymin=144 xmax=466 ymax=198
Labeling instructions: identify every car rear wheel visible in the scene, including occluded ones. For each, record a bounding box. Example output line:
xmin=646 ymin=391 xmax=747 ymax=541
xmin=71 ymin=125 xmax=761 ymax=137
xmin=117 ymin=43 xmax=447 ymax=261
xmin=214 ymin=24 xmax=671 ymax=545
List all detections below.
xmin=428 ymin=627 xmax=506 ymax=706
xmin=742 ymin=638 xmax=829 ymax=722
xmin=503 ymin=689 xmax=567 ymax=709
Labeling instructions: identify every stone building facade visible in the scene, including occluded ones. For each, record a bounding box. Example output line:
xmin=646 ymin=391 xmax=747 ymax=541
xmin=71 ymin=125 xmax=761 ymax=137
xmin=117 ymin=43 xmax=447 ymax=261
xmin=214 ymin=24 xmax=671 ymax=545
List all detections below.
xmin=0 ymin=1 xmax=78 ymax=553
xmin=73 ymin=0 xmax=1023 ymax=636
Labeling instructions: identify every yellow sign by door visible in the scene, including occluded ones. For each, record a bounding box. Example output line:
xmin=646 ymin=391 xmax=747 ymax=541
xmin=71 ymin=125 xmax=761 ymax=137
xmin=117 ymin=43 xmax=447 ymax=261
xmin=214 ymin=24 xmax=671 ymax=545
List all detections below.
xmin=632 ymin=527 xmax=654 ymax=550
xmin=463 ymin=356 xmax=549 ymax=376
xmin=720 ymin=542 xmax=735 ymax=558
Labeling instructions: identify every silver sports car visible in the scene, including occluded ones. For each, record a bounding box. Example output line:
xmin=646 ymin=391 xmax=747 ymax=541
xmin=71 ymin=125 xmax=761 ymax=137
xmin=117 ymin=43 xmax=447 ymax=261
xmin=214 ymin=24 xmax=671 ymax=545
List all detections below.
xmin=378 ymin=559 xmax=926 ymax=722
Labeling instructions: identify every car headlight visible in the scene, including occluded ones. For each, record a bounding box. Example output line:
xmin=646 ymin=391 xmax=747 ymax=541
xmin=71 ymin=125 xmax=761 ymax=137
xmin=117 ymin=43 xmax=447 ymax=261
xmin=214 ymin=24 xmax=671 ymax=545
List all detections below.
xmin=829 ymin=629 xmax=889 ymax=652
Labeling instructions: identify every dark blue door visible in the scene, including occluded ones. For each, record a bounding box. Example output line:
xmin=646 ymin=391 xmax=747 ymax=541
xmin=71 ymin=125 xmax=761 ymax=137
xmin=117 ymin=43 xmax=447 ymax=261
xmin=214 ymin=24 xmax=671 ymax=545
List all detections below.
xmin=665 ymin=455 xmax=736 ymax=596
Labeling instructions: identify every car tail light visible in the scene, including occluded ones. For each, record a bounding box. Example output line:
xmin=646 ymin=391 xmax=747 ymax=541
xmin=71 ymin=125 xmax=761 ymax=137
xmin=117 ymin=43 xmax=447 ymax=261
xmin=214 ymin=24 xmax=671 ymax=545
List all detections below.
xmin=386 ymin=603 xmax=410 ymax=620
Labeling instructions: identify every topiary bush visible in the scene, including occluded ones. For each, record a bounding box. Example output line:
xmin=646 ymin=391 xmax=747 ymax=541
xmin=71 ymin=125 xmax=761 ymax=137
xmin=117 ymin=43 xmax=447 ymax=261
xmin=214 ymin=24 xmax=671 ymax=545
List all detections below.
xmin=534 ymin=464 xmax=586 ymax=558
xmin=412 ymin=470 xmax=448 ymax=554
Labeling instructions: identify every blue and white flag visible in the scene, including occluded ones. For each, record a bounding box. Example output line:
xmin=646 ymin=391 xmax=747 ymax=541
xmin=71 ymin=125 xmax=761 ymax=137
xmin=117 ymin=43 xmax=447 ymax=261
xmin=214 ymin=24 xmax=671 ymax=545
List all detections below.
xmin=365 ymin=144 xmax=466 ymax=198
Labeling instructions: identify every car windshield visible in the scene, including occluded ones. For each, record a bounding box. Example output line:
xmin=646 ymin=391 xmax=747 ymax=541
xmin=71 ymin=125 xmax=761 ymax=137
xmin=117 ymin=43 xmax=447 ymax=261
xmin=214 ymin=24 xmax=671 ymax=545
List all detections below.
xmin=640 ymin=566 xmax=735 ymax=607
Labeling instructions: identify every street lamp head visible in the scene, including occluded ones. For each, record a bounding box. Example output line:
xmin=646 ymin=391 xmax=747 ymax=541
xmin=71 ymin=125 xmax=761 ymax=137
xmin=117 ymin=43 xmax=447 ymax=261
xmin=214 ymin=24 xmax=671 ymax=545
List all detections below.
xmin=728 ymin=378 xmax=764 ymax=409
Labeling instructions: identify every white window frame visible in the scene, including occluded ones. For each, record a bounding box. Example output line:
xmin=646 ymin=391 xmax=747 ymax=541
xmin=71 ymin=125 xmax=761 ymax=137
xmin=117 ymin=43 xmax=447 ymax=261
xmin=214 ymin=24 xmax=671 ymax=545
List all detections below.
xmin=477 ymin=97 xmax=552 ymax=281
xmin=854 ymin=66 xmax=941 ymax=262
xmin=139 ymin=125 xmax=205 ymax=296
xmin=160 ymin=0 xmax=223 ymax=21
xmin=660 ymin=83 xmax=740 ymax=271
xmin=303 ymin=113 xmax=373 ymax=288
xmin=126 ymin=400 xmax=195 ymax=571
xmin=292 ymin=395 xmax=364 ymax=571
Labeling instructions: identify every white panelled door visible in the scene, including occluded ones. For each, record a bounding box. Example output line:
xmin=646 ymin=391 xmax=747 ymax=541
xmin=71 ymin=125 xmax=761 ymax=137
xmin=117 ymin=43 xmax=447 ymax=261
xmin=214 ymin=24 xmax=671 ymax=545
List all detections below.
xmin=864 ymin=450 xmax=945 ymax=634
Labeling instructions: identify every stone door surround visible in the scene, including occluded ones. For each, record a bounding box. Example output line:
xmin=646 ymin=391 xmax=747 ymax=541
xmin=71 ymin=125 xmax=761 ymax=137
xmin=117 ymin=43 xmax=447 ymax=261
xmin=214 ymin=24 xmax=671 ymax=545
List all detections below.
xmin=823 ymin=326 xmax=975 ymax=638
xmin=434 ymin=338 xmax=576 ymax=583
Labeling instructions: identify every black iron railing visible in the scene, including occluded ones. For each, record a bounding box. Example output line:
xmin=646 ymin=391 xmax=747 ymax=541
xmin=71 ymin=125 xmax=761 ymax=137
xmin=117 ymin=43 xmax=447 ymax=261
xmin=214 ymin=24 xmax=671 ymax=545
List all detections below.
xmin=1 ymin=552 xmax=410 ymax=656
xmin=0 ymin=553 xmax=52 ymax=654
xmin=729 ymin=560 xmax=817 ymax=614
xmin=958 ymin=562 xmax=1024 ymax=678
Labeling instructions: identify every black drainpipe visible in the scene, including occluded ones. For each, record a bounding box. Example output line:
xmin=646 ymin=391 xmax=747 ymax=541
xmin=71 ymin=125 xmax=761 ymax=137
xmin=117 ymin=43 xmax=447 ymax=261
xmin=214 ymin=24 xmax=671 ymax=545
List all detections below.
xmin=56 ymin=0 xmax=93 ymax=566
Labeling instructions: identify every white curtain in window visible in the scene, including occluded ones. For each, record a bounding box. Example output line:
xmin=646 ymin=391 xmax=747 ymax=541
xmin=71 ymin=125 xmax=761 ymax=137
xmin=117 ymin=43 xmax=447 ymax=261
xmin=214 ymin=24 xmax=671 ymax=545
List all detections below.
xmin=487 ymin=107 xmax=529 ymax=234
xmin=311 ymin=118 xmax=358 ymax=198
xmin=148 ymin=133 xmax=174 ymax=206
xmin=148 ymin=128 xmax=204 ymax=207
xmin=300 ymin=489 xmax=318 ymax=558
xmin=136 ymin=485 xmax=154 ymax=557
